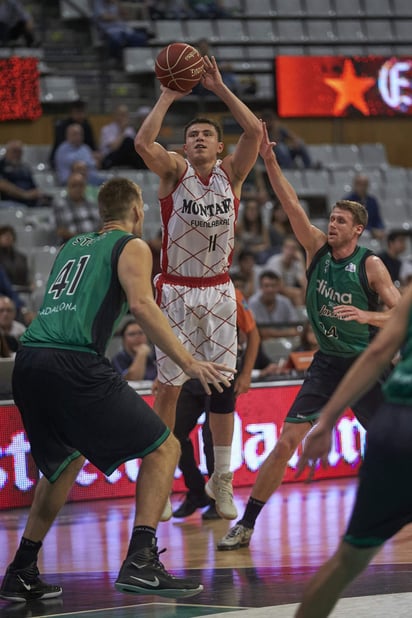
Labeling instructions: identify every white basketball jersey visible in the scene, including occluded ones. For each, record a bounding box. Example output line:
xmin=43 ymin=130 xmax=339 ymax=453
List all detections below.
xmin=159 ymin=160 xmax=239 ymax=280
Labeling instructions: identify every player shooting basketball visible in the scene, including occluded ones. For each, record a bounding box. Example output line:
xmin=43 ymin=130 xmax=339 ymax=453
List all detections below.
xmin=135 ymin=54 xmax=261 ymax=521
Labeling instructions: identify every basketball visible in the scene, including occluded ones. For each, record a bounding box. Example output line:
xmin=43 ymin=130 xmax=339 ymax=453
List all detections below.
xmin=155 ymin=43 xmax=204 ymax=92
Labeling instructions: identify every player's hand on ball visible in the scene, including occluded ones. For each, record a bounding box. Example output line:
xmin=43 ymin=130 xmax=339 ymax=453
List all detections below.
xmin=201 ymin=55 xmax=224 ymax=91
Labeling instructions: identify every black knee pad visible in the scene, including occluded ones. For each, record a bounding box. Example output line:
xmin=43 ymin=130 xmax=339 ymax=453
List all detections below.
xmin=209 ymin=381 xmax=236 ymax=414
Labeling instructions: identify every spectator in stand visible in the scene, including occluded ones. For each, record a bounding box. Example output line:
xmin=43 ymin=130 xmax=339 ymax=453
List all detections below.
xmin=49 ymin=100 xmax=98 ymax=170
xmin=0 ymin=269 xmax=33 ymax=326
xmin=248 ymin=270 xmax=299 ymax=341
xmin=259 ymin=109 xmax=312 ymax=171
xmin=265 ymin=235 xmax=306 ymax=306
xmin=378 ymin=230 xmax=408 ymax=288
xmin=0 ymin=225 xmax=31 ymax=288
xmin=0 ymin=141 xmax=49 ymax=208
xmin=93 ymin=0 xmax=150 ymax=62
xmin=188 ymin=0 xmax=229 ymax=18
xmin=53 ymin=172 xmax=101 ymax=243
xmin=344 ymin=173 xmax=386 ymax=241
xmin=111 ymin=319 xmax=157 ymax=382
xmin=147 ymin=1 xmax=188 ymax=19
xmin=235 ymin=197 xmax=271 ymax=265
xmin=54 ymin=124 xmax=103 ymax=186
xmin=268 ymin=202 xmax=294 ymax=254
xmin=230 ymin=249 xmax=260 ymax=300
xmin=0 ymin=0 xmax=38 ymax=47
xmin=0 ymin=294 xmax=25 ymax=353
xmin=100 ymin=104 xmax=147 ymax=170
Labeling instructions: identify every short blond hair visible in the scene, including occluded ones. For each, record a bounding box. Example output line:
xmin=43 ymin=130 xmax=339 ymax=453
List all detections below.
xmin=333 ymin=200 xmax=368 ymax=228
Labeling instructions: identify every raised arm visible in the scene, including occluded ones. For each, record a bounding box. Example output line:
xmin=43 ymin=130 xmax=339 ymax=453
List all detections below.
xmin=134 ymin=88 xmax=188 ymax=194
xmin=118 ymin=238 xmax=234 ymax=394
xmin=259 ymin=122 xmax=325 ymax=263
xmin=201 ymin=56 xmax=261 ymax=192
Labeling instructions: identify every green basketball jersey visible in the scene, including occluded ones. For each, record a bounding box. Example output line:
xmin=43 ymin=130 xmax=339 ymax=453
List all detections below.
xmin=21 ymin=230 xmax=135 ymax=355
xmin=306 ymin=244 xmax=379 ymax=358
xmin=383 ymin=306 xmax=412 ymax=405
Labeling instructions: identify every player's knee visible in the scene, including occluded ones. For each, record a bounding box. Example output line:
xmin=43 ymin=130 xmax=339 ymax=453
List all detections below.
xmin=337 ymin=541 xmax=375 ymax=576
xmin=273 ymin=431 xmax=302 ymax=463
xmin=161 ymin=432 xmax=181 ymax=463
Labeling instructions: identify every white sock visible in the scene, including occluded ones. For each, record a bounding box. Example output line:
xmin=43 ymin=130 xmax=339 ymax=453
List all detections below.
xmin=213 ymin=446 xmax=232 ymax=475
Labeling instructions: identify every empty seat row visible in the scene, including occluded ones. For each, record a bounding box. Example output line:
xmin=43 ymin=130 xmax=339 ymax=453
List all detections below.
xmin=150 ymin=17 xmax=412 ymax=45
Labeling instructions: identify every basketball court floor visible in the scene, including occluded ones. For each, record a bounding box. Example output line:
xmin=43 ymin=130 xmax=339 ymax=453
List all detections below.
xmin=1 ymin=479 xmax=412 ymax=618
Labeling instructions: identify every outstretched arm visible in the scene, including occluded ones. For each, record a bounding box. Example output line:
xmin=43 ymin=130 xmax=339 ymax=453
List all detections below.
xmin=201 ymin=56 xmax=261 ymax=190
xmin=297 ymin=282 xmax=412 ymax=476
xmin=259 ymin=122 xmax=325 ymax=263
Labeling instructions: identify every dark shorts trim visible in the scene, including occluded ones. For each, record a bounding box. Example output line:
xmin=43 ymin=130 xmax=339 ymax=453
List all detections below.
xmin=105 ymin=427 xmax=170 ymax=476
xmin=343 ymin=534 xmax=385 ymax=548
xmin=49 ymin=451 xmax=82 ymax=483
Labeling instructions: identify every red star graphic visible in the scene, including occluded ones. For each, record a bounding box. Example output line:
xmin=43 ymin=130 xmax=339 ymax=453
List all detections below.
xmin=324 ymin=59 xmax=375 ymax=116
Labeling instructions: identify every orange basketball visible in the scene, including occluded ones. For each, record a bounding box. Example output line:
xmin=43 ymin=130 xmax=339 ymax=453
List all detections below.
xmin=155 ymin=43 xmax=204 ymax=92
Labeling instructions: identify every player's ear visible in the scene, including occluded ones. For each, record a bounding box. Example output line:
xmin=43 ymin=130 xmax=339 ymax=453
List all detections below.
xmin=217 ymin=141 xmax=224 ymax=154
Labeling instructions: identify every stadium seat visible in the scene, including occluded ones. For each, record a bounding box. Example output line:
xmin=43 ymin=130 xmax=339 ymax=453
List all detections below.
xmin=29 ymin=246 xmax=59 ymax=282
xmin=243 ymin=0 xmax=276 ymax=17
xmin=216 ymin=20 xmax=249 ymax=43
xmin=304 ymin=169 xmax=330 ymax=193
xmin=334 ymin=0 xmax=363 ymax=16
xmin=308 ymin=45 xmax=337 ymax=56
xmin=307 ymin=144 xmax=335 ymax=169
xmin=272 ymin=0 xmax=303 ymax=16
xmin=282 ymin=170 xmax=306 ymax=193
xmin=383 ymin=166 xmax=408 ymax=184
xmin=329 ymin=169 xmax=356 ymax=193
xmin=247 ymin=20 xmax=277 ymax=43
xmin=184 ymin=20 xmax=216 ymax=43
xmin=392 ymin=0 xmax=412 ymax=16
xmin=262 ymin=338 xmax=295 ymax=363
xmin=275 ymin=19 xmax=306 ymax=43
xmin=335 ymin=45 xmax=364 ymax=56
xmin=0 ymin=205 xmax=28 ymax=228
xmin=358 ymin=143 xmax=388 ymax=169
xmin=254 ymin=74 xmax=274 ymax=99
xmin=393 ymin=19 xmax=412 ymax=41
xmin=152 ymin=20 xmax=185 ymax=44
xmin=305 ymin=0 xmax=335 ymax=16
xmin=40 ymin=76 xmax=80 ymax=103
xmin=23 ymin=145 xmax=51 ymax=171
xmin=363 ymin=0 xmax=392 ymax=16
xmin=364 ymin=20 xmax=394 ymax=42
xmin=381 ymin=198 xmax=411 ymax=227
xmin=277 ymin=45 xmax=306 ymax=55
xmin=306 ymin=20 xmax=337 ymax=43
xmin=336 ymin=20 xmax=366 ymax=42
xmin=33 ymin=171 xmax=58 ymax=192
xmin=123 ymin=47 xmax=154 ymax=73
xmin=333 ymin=144 xmax=361 ymax=169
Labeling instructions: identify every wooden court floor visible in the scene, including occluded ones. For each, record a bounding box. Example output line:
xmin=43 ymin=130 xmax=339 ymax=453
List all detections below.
xmin=1 ymin=479 xmax=412 ymax=618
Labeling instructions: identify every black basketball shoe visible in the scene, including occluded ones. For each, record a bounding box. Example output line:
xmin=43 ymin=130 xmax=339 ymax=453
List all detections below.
xmin=115 ymin=541 xmax=203 ymax=598
xmin=0 ymin=562 xmax=62 ymax=602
